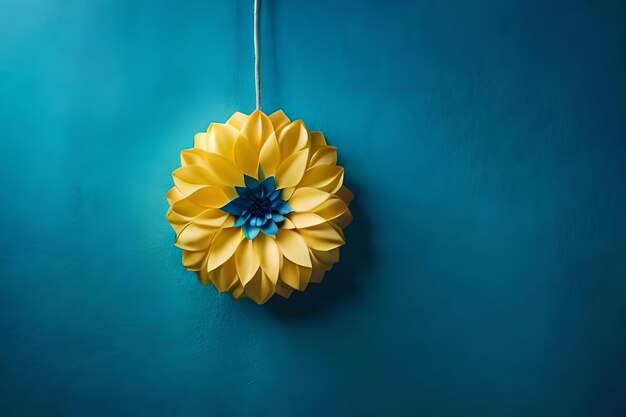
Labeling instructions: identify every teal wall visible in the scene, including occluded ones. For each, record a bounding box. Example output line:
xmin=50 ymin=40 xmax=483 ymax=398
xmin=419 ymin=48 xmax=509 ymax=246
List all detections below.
xmin=1 ymin=0 xmax=625 ymax=416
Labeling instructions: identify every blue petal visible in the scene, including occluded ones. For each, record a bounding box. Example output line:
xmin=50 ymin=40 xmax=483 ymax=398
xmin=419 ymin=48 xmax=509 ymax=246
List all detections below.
xmin=261 ymin=221 xmax=279 ymax=236
xmin=262 ymin=176 xmax=276 ymax=196
xmin=269 ymin=189 xmax=282 ymax=201
xmin=274 ymin=201 xmax=293 ymax=215
xmin=272 ymin=213 xmax=284 ymax=222
xmin=221 ymin=199 xmax=246 ymax=216
xmin=250 ymin=217 xmax=257 ymax=227
xmin=234 ymin=214 xmax=250 ymax=227
xmin=265 ymin=213 xmax=272 ymax=219
xmin=235 ymin=186 xmax=251 ymax=200
xmin=257 ymin=216 xmax=268 ymax=227
xmin=244 ymin=175 xmax=261 ymax=189
xmin=243 ymin=224 xmax=261 ymax=240
xmin=257 ymin=165 xmax=266 ymax=181
xmin=271 ymin=199 xmax=283 ymax=209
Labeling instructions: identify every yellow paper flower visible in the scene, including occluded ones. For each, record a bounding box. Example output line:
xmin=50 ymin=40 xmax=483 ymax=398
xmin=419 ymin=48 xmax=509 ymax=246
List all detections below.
xmin=166 ymin=110 xmax=353 ymax=304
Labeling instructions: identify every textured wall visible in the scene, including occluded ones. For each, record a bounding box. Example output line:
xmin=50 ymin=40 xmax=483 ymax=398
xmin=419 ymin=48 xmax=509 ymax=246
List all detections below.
xmin=1 ymin=0 xmax=625 ymax=416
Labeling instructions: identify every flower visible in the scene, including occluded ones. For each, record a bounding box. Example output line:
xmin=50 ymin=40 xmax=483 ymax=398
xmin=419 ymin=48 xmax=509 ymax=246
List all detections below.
xmin=166 ymin=109 xmax=353 ymax=304
xmin=221 ymin=175 xmax=292 ymax=240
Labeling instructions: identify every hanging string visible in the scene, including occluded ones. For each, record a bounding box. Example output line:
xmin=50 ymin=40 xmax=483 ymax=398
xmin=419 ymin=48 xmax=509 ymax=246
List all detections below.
xmin=254 ymin=0 xmax=261 ymax=110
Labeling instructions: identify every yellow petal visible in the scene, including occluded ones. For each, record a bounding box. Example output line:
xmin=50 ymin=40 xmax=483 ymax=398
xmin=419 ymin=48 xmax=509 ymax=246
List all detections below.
xmin=310 ymin=146 xmax=337 ymax=167
xmin=204 ymin=152 xmax=244 ymax=186
xmin=193 ymin=132 xmax=208 ymax=151
xmin=192 ymin=208 xmax=229 ymax=227
xmin=235 ymin=239 xmax=260 ymax=286
xmin=176 ymin=223 xmax=216 ymax=251
xmin=333 ymin=209 xmax=353 ymax=229
xmin=289 ymin=212 xmax=327 ymax=229
xmin=197 ymin=268 xmax=211 ymax=284
xmin=325 ymin=170 xmax=345 ymax=194
xmin=298 ymin=165 xmax=343 ymax=190
xmin=240 ymin=109 xmax=273 ymax=152
xmin=181 ymin=148 xmax=208 ymax=167
xmin=279 ymin=258 xmax=300 ymax=290
xmin=259 ymin=133 xmax=281 ymax=176
xmin=211 ymin=257 xmax=238 ymax=292
xmin=311 ymin=248 xmax=340 ymax=269
xmin=310 ymin=131 xmax=327 ymax=152
xmin=288 ymin=187 xmax=331 ymax=212
xmin=309 ymin=256 xmax=326 ymax=283
xmin=233 ymin=136 xmax=258 ymax=177
xmin=204 ymin=123 xmax=239 ymax=159
xmin=298 ymin=266 xmax=312 ymax=290
xmin=335 ymin=186 xmax=354 ymax=204
xmin=171 ymin=198 xmax=206 ymax=218
xmin=222 ymin=215 xmax=236 ymax=228
xmin=313 ymin=198 xmax=348 ymax=221
xmin=280 ymin=217 xmax=295 ymax=230
xmin=172 ymin=166 xmax=214 ymax=194
xmin=206 ymin=227 xmax=243 ymax=271
xmin=186 ymin=185 xmax=230 ymax=208
xmin=166 ymin=186 xmax=185 ymax=205
xmin=298 ymin=222 xmax=344 ymax=251
xmin=278 ymin=120 xmax=309 ymax=157
xmin=275 ymin=229 xmax=312 ymax=267
xmin=182 ymin=250 xmax=207 ymax=271
xmin=281 ymin=187 xmax=296 ymax=201
xmin=226 ymin=111 xmax=249 ymax=130
xmin=244 ymin=270 xmax=275 ymax=304
xmin=253 ymin=234 xmax=280 ymax=283
xmin=274 ymin=283 xmax=294 ymax=298
xmin=231 ymin=282 xmax=246 ymax=299
xmin=269 ymin=110 xmax=291 ymax=132
xmin=166 ymin=208 xmax=190 ymax=235
xmin=275 ymin=149 xmax=308 ymax=188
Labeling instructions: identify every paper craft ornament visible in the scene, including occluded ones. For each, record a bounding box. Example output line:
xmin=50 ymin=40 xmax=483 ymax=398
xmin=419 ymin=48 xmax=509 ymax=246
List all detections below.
xmin=165 ymin=2 xmax=352 ymax=304
xmin=166 ymin=110 xmax=353 ymax=303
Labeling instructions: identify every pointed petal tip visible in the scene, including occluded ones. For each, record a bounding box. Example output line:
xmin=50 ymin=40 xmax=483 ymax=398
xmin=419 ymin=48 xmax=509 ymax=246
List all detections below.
xmin=244 ymin=175 xmax=261 ymax=189
xmin=261 ymin=221 xmax=279 ymax=236
xmin=243 ymin=224 xmax=261 ymax=240
xmin=221 ymin=199 xmax=246 ymax=216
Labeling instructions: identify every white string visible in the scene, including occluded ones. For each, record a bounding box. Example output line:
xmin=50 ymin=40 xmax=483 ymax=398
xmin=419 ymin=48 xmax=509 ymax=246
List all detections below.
xmin=254 ymin=0 xmax=261 ymax=110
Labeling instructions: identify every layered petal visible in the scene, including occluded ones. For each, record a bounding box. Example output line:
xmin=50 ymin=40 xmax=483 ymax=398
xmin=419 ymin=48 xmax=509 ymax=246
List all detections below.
xmin=235 ymin=239 xmax=260 ymax=286
xmin=211 ymin=257 xmax=239 ymax=292
xmin=244 ymin=270 xmax=275 ymax=304
xmin=269 ymin=110 xmax=291 ymax=132
xmin=226 ymin=112 xmax=249 ymax=130
xmin=253 ymin=234 xmax=281 ymax=283
xmin=200 ymin=123 xmax=239 ymax=158
xmin=176 ymin=223 xmax=217 ymax=251
xmin=206 ymin=227 xmax=244 ymax=271
xmin=298 ymin=222 xmax=345 ymax=251
xmin=310 ymin=146 xmax=337 ymax=167
xmin=275 ymin=149 xmax=309 ymax=188
xmin=203 ymin=153 xmax=245 ymax=187
xmin=288 ymin=188 xmax=331 ymax=212
xmin=259 ymin=133 xmax=281 ymax=176
xmin=275 ymin=229 xmax=312 ymax=267
xmin=298 ymin=165 xmax=344 ymax=191
xmin=234 ymin=136 xmax=258 ymax=177
xmin=278 ymin=120 xmax=309 ymax=157
xmin=240 ymin=109 xmax=273 ymax=152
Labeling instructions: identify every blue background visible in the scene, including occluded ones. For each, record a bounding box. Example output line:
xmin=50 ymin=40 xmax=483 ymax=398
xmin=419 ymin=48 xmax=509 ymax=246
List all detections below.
xmin=1 ymin=0 xmax=625 ymax=416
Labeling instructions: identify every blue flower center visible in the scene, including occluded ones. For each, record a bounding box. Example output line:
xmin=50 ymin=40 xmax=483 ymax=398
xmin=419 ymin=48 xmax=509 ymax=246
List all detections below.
xmin=249 ymin=197 xmax=270 ymax=217
xmin=220 ymin=175 xmax=293 ymax=240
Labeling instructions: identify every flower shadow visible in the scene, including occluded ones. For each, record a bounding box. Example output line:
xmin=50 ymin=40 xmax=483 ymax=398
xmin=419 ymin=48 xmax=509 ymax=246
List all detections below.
xmin=265 ymin=181 xmax=372 ymax=320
